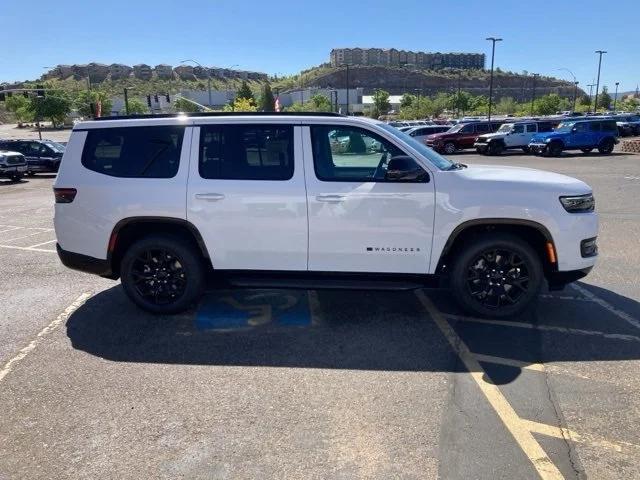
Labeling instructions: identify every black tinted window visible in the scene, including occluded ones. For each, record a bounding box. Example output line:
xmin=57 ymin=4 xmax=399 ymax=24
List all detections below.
xmin=589 ymin=122 xmax=601 ymax=132
xmin=199 ymin=125 xmax=293 ymax=180
xmin=82 ymin=126 xmax=184 ymax=178
xmin=602 ymin=121 xmax=617 ymax=132
xmin=537 ymin=122 xmax=554 ymax=133
xmin=476 ymin=124 xmax=490 ymax=133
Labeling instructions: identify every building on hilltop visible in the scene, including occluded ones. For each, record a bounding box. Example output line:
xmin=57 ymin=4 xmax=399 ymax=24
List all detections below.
xmin=110 ymin=63 xmax=132 ymax=80
xmin=133 ymin=64 xmax=153 ymax=80
xmin=330 ymin=48 xmax=485 ymax=70
xmin=155 ymin=64 xmax=173 ymax=79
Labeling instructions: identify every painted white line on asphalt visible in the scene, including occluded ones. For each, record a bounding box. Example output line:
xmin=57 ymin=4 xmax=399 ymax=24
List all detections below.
xmin=0 ymin=244 xmax=56 ymax=253
xmin=571 ymin=283 xmax=640 ymax=331
xmin=539 ymin=294 xmax=594 ymax=302
xmin=416 ymin=290 xmax=565 ymax=480
xmin=444 ymin=313 xmax=640 ymax=343
xmin=522 ymin=419 xmax=640 ymax=454
xmin=0 ymin=292 xmax=92 ymax=383
xmin=0 ymin=225 xmax=52 ymax=231
xmin=473 ymin=353 xmax=546 ymax=372
xmin=27 ymin=239 xmax=57 ymax=248
xmin=1 ymin=230 xmax=51 ymax=242
xmin=0 ymin=226 xmax=23 ymax=234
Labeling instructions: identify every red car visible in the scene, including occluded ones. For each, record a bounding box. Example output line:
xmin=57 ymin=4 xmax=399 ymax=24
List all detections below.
xmin=425 ymin=121 xmax=502 ymax=154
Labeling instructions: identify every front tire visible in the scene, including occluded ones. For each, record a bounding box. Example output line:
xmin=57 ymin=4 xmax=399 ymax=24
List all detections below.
xmin=450 ymin=233 xmax=543 ymax=318
xmin=546 ymin=141 xmax=563 ymax=157
xmin=11 ymin=174 xmax=23 ymax=182
xmin=488 ymin=141 xmax=504 ymax=156
xmin=443 ymin=142 xmax=456 ymax=155
xmin=120 ymin=234 xmax=205 ymax=314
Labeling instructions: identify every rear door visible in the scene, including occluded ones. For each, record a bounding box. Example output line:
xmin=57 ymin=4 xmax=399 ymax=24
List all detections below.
xmin=303 ymin=123 xmax=435 ymax=274
xmin=187 ymin=122 xmax=308 ymax=271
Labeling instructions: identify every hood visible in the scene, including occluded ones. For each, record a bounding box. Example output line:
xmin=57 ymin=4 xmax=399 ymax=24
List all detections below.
xmin=426 ymin=132 xmax=453 ymax=140
xmin=530 ymin=131 xmax=563 ymax=142
xmin=478 ymin=132 xmax=504 ymax=140
xmin=456 ymin=164 xmax=591 ymax=195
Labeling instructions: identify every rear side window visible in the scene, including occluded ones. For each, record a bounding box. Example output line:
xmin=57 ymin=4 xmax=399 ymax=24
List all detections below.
xmin=525 ymin=124 xmax=537 ymax=133
xmin=81 ymin=126 xmax=184 ymax=178
xmin=199 ymin=124 xmax=293 ymax=180
xmin=589 ymin=122 xmax=601 ymax=132
xmin=476 ymin=124 xmax=490 ymax=133
xmin=537 ymin=122 xmax=554 ymax=133
xmin=602 ymin=121 xmax=617 ymax=132
xmin=512 ymin=124 xmax=525 ymax=134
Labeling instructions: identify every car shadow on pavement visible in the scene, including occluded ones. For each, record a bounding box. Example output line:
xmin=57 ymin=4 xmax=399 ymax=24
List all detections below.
xmin=65 ymin=282 xmax=640 ymax=384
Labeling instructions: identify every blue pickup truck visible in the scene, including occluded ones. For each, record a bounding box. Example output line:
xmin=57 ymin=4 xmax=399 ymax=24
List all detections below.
xmin=528 ymin=118 xmax=618 ymax=156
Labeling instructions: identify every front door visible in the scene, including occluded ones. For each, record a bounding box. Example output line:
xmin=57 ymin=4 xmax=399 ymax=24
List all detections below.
xmin=187 ymin=123 xmax=308 ymax=271
xmin=566 ymin=122 xmax=591 ymax=147
xmin=303 ymin=124 xmax=435 ymax=274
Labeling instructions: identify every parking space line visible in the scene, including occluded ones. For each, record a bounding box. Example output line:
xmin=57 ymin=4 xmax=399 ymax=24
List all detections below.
xmin=473 ymin=353 xmax=546 ymax=372
xmin=571 ymin=283 xmax=640 ymax=331
xmin=1 ymin=230 xmax=52 ymax=243
xmin=0 ymin=244 xmax=56 ymax=253
xmin=416 ymin=290 xmax=565 ymax=480
xmin=444 ymin=313 xmax=640 ymax=343
xmin=522 ymin=419 xmax=640 ymax=454
xmin=539 ymin=294 xmax=594 ymax=302
xmin=0 ymin=226 xmax=23 ymax=234
xmin=0 ymin=292 xmax=92 ymax=384
xmin=27 ymin=239 xmax=57 ymax=248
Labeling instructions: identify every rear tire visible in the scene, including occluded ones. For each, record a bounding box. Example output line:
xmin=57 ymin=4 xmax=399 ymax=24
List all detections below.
xmin=598 ymin=138 xmax=614 ymax=154
xmin=450 ymin=233 xmax=543 ymax=318
xmin=521 ymin=146 xmax=530 ymax=154
xmin=120 ymin=234 xmax=205 ymax=314
xmin=11 ymin=174 xmax=23 ymax=182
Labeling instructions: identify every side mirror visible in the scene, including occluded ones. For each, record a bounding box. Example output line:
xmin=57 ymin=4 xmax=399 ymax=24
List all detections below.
xmin=385 ymin=156 xmax=429 ymax=182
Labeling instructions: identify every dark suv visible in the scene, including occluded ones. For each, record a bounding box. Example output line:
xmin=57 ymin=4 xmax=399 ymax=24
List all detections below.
xmin=0 ymin=139 xmax=65 ymax=175
xmin=424 ymin=121 xmax=502 ymax=154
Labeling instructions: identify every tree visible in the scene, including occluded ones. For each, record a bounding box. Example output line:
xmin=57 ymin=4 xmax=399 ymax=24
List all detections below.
xmin=400 ymin=93 xmax=415 ymax=109
xmin=598 ymin=86 xmax=611 ymax=110
xmin=126 ymin=98 xmax=149 ymax=115
xmin=30 ymin=92 xmax=72 ymax=127
xmin=451 ymin=91 xmax=472 ymax=115
xmin=579 ymin=94 xmax=591 ymax=106
xmin=371 ymin=89 xmax=391 ymax=118
xmin=258 ymin=83 xmax=275 ymax=111
xmin=495 ymin=97 xmax=518 ymax=115
xmin=236 ymin=81 xmax=255 ymax=105
xmin=286 ymin=94 xmax=332 ymax=112
xmin=223 ymin=97 xmax=257 ymax=112
xmin=5 ymin=95 xmax=33 ymax=122
xmin=174 ymin=97 xmax=202 ymax=113
xmin=75 ymin=90 xmax=112 ymax=118
xmin=532 ymin=93 xmax=569 ymax=115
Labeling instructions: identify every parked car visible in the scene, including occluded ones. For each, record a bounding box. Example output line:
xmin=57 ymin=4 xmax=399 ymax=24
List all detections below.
xmin=529 ymin=119 xmax=618 ymax=156
xmin=0 ymin=139 xmax=66 ymax=175
xmin=425 ymin=121 xmax=503 ymax=154
xmin=0 ymin=150 xmax=28 ymax=182
xmin=614 ymin=115 xmax=640 ymax=136
xmin=54 ymin=112 xmax=598 ymax=318
xmin=474 ymin=120 xmax=557 ymax=155
xmin=406 ymin=125 xmax=452 ymax=143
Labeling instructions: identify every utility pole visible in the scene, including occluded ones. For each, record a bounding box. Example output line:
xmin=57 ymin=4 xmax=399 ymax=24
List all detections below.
xmin=530 ymin=73 xmax=539 ymax=115
xmin=124 ymin=88 xmax=130 ymax=115
xmin=341 ymin=64 xmax=350 ymax=115
xmin=573 ymin=81 xmax=579 ymax=113
xmin=587 ymin=83 xmax=595 ymax=113
xmin=613 ymin=82 xmax=619 ymax=111
xmin=485 ymin=37 xmax=502 ymax=125
xmin=593 ymin=50 xmax=607 ymax=113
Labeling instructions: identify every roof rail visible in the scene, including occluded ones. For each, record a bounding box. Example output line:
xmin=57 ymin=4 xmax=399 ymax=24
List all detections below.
xmin=93 ymin=111 xmax=344 ymax=121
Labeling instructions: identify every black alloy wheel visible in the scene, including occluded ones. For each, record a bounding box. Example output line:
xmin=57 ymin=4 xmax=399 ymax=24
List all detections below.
xmin=130 ymin=248 xmax=187 ymax=306
xmin=598 ymin=138 xmax=614 ymax=154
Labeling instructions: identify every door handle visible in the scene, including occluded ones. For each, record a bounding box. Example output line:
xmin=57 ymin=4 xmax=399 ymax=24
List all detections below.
xmin=195 ymin=193 xmax=225 ymax=201
xmin=316 ymin=194 xmax=345 ymax=203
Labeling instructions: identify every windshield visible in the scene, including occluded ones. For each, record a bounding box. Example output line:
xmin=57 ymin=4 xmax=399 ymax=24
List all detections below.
xmin=447 ymin=123 xmax=465 ymax=133
xmin=554 ymin=122 xmax=575 ymax=133
xmin=497 ymin=124 xmax=513 ymax=133
xmin=43 ymin=141 xmax=65 ymax=153
xmin=378 ymin=123 xmax=454 ymax=170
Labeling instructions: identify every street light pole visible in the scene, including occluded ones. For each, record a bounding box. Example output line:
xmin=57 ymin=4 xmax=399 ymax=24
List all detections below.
xmin=181 ymin=59 xmax=212 ymax=107
xmin=530 ymin=73 xmax=539 ymax=115
xmin=587 ymin=83 xmax=595 ymax=113
xmin=456 ymin=71 xmax=462 ymax=118
xmin=340 ymin=64 xmax=350 ymax=115
xmin=593 ymin=50 xmax=607 ymax=113
xmin=613 ymin=82 xmax=619 ymax=112
xmin=485 ymin=37 xmax=502 ymax=125
xmin=573 ymin=82 xmax=579 ymax=113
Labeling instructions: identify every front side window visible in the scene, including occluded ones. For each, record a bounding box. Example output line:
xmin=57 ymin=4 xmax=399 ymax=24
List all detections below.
xmin=476 ymin=124 xmax=490 ymax=134
xmin=311 ymin=125 xmax=426 ymax=182
xmin=574 ymin=122 xmax=589 ymax=133
xmin=460 ymin=124 xmax=475 ymax=133
xmin=81 ymin=126 xmax=184 ymax=178
xmin=199 ymin=125 xmax=293 ymax=180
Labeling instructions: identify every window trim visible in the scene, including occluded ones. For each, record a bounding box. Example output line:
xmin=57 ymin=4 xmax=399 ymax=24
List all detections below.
xmin=198 ymin=123 xmax=295 ymax=181
xmin=310 ymin=124 xmax=427 ymax=183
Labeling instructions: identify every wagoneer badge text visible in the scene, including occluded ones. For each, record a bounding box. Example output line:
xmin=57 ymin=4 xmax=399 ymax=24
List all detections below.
xmin=367 ymin=247 xmax=421 ymax=253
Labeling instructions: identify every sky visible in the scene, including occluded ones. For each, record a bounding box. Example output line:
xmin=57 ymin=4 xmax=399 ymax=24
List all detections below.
xmin=1 ymin=0 xmax=638 ymax=95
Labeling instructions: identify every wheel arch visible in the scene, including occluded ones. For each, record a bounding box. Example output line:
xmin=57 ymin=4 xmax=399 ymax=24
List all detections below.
xmin=108 ymin=217 xmax=211 ymax=277
xmin=436 ymin=218 xmax=557 ymax=275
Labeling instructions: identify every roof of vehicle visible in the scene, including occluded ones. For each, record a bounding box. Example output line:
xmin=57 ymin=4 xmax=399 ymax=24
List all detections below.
xmin=74 ymin=112 xmax=385 ymax=130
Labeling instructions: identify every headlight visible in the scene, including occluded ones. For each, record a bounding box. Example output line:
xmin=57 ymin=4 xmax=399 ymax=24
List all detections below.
xmin=560 ymin=194 xmax=595 ymax=213
xmin=545 ymin=138 xmax=553 ymax=143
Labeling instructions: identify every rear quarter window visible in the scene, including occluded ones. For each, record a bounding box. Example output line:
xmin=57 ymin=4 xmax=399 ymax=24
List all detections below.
xmin=81 ymin=126 xmax=185 ymax=178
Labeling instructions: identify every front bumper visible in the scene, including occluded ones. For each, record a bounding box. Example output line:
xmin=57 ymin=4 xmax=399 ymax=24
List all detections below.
xmin=474 ymin=142 xmax=489 ymax=152
xmin=0 ymin=165 xmax=28 ymax=176
xmin=547 ymin=267 xmax=593 ymax=290
xmin=529 ymin=143 xmax=547 ymax=154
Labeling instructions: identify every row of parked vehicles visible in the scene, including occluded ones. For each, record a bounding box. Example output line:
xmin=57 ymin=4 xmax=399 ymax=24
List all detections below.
xmin=0 ymin=139 xmax=65 ymax=181
xmin=416 ymin=115 xmax=632 ymax=157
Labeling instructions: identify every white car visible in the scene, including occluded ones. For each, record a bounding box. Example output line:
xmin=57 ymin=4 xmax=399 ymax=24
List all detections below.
xmin=474 ymin=120 xmax=557 ymax=155
xmin=54 ymin=112 xmax=598 ymax=317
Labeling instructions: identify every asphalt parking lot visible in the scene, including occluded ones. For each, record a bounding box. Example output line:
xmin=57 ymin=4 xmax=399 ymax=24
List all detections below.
xmin=1 ymin=132 xmax=639 ymax=479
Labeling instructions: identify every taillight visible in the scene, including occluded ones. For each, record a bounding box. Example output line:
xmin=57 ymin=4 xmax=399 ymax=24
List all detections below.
xmin=54 ymin=188 xmax=77 ymax=203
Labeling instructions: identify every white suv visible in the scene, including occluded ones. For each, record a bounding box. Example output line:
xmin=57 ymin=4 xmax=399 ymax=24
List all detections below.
xmin=54 ymin=112 xmax=598 ymax=317
xmin=474 ymin=120 xmax=556 ymax=155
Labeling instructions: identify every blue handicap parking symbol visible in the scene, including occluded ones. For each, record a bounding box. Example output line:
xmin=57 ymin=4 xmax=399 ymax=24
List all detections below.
xmin=195 ymin=290 xmax=311 ymax=330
